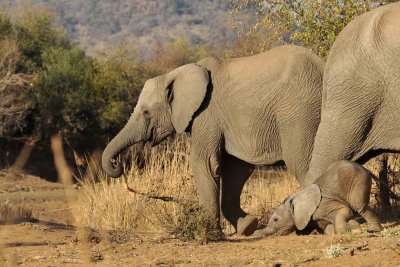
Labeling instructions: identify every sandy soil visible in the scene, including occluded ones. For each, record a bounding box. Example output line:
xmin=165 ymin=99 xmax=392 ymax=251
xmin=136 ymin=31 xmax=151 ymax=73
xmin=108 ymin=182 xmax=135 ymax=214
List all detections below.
xmin=1 ymin=174 xmax=399 ymax=267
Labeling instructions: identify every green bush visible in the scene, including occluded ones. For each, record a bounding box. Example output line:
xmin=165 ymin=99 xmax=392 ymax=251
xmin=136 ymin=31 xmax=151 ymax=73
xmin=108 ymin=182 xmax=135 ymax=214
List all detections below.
xmin=225 ymin=0 xmax=379 ymax=58
xmin=33 ymin=47 xmax=98 ymax=139
xmin=11 ymin=6 xmax=69 ymax=73
xmin=0 ymin=12 xmax=13 ymax=38
xmin=92 ymin=46 xmax=144 ymax=134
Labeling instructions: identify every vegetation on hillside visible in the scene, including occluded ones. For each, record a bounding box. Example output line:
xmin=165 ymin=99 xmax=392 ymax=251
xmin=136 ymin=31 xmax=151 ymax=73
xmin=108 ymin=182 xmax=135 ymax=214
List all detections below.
xmin=226 ymin=0 xmax=398 ymax=58
xmin=0 ymin=0 xmax=237 ymax=55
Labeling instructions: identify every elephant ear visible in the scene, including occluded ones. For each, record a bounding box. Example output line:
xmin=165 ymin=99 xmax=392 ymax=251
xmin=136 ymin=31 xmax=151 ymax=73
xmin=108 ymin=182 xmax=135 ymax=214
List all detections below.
xmin=289 ymin=184 xmax=321 ymax=230
xmin=166 ymin=63 xmax=209 ymax=133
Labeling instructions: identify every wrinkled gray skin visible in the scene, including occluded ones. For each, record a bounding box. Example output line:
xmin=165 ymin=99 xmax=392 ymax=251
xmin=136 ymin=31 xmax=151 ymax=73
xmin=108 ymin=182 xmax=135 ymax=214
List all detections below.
xmin=255 ymin=160 xmax=383 ymax=237
xmin=102 ymin=45 xmax=324 ymax=237
xmin=305 ymin=2 xmax=400 ymax=185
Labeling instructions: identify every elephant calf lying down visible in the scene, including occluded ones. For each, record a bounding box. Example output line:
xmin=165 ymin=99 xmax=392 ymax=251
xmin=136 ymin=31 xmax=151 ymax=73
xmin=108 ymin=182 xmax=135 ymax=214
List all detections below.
xmin=255 ymin=160 xmax=383 ymax=236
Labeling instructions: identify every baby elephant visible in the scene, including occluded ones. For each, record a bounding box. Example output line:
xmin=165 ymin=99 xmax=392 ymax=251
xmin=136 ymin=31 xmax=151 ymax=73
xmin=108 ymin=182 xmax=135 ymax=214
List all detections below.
xmin=255 ymin=160 xmax=383 ymax=236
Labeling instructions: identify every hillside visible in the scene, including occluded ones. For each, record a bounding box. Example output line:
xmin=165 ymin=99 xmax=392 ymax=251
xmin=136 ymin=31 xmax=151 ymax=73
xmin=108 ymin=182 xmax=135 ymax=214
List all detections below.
xmin=1 ymin=0 xmax=237 ymax=55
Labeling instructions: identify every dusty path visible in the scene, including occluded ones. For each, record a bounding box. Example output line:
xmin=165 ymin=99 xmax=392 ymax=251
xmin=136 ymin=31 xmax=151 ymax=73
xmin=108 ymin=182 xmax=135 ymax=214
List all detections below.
xmin=1 ymin=174 xmax=399 ymax=266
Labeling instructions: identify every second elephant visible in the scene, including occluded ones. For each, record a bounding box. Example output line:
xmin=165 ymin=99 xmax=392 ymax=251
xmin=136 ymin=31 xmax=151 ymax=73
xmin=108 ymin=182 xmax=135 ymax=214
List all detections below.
xmin=306 ymin=2 xmax=400 ymax=184
xmin=102 ymin=45 xmax=324 ymax=237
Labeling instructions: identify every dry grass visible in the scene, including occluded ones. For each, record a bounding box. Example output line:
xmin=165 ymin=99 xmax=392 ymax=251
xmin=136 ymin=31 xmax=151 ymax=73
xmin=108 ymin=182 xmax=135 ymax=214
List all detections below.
xmin=240 ymin=169 xmax=298 ymax=226
xmin=77 ymin=135 xmax=299 ymax=240
xmin=0 ymin=200 xmax=33 ymax=224
xmin=77 ymin=136 xmax=195 ymax=233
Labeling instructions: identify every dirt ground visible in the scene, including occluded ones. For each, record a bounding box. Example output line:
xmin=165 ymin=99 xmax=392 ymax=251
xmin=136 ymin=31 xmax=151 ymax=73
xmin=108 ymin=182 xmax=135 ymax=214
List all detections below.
xmin=1 ymin=174 xmax=400 ymax=267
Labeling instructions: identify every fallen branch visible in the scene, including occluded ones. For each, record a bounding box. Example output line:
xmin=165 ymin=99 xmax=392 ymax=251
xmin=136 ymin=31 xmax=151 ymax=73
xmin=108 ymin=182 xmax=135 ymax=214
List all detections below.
xmin=122 ymin=173 xmax=192 ymax=204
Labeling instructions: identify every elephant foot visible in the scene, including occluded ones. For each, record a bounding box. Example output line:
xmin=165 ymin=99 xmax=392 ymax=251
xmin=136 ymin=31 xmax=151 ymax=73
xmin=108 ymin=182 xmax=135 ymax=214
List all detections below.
xmin=347 ymin=220 xmax=362 ymax=234
xmin=324 ymin=224 xmax=335 ymax=235
xmin=237 ymin=215 xmax=258 ymax=236
xmin=368 ymin=223 xmax=383 ymax=233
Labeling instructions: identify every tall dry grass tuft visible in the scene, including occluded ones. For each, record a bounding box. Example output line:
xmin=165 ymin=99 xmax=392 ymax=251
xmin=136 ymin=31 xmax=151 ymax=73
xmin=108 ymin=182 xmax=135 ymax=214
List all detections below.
xmin=238 ymin=169 xmax=298 ymax=228
xmin=77 ymin=135 xmax=299 ymax=239
xmin=77 ymin=135 xmax=198 ymax=235
xmin=0 ymin=200 xmax=33 ymax=224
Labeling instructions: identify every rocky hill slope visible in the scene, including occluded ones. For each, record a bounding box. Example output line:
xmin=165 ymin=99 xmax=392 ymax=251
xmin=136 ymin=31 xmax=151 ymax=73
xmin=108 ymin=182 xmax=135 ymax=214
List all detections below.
xmin=2 ymin=0 xmax=236 ymax=54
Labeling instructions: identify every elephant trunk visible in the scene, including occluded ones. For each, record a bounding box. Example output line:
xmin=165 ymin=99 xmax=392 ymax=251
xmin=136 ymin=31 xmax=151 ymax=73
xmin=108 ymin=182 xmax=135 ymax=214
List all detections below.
xmin=102 ymin=121 xmax=142 ymax=178
xmin=263 ymin=227 xmax=275 ymax=236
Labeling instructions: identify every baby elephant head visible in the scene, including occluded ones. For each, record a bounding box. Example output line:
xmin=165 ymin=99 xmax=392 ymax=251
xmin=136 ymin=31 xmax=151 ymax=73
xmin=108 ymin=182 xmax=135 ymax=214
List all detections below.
xmin=263 ymin=184 xmax=322 ymax=236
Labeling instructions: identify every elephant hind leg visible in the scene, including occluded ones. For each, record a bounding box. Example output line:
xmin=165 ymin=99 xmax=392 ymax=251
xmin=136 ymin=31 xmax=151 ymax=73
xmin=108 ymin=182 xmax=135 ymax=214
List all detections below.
xmin=324 ymin=224 xmax=335 ymax=235
xmin=221 ymin=154 xmax=257 ymax=236
xmin=334 ymin=207 xmax=353 ymax=234
xmin=347 ymin=219 xmax=363 ymax=234
xmin=358 ymin=206 xmax=383 ymax=232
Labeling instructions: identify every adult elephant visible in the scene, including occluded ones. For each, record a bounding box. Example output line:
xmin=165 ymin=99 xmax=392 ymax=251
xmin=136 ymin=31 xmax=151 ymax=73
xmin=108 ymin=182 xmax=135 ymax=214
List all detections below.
xmin=102 ymin=45 xmax=324 ymax=237
xmin=305 ymin=2 xmax=400 ymax=185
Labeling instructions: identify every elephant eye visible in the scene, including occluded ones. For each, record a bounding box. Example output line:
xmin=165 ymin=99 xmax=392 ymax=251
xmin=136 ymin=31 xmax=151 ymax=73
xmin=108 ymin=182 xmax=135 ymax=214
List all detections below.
xmin=273 ymin=218 xmax=278 ymax=222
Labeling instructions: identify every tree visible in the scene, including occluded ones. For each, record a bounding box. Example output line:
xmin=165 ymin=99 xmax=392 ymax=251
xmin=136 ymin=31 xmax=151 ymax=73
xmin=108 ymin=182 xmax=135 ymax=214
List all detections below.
xmin=93 ymin=45 xmax=144 ymax=134
xmin=0 ymin=39 xmax=35 ymax=138
xmin=33 ymin=47 xmax=98 ymax=139
xmin=143 ymin=38 xmax=213 ymax=77
xmin=225 ymin=0 xmax=398 ymax=58
xmin=11 ymin=5 xmax=70 ymax=72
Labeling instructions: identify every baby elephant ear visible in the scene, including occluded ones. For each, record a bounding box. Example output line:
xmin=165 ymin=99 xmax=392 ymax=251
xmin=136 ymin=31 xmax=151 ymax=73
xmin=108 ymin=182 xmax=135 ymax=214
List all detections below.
xmin=289 ymin=184 xmax=321 ymax=230
xmin=166 ymin=63 xmax=209 ymax=133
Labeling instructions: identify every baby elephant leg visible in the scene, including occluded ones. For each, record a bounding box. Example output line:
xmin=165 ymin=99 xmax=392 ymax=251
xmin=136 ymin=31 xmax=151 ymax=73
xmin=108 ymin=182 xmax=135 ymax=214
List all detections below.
xmin=347 ymin=219 xmax=362 ymax=234
xmin=326 ymin=219 xmax=361 ymax=234
xmin=358 ymin=206 xmax=383 ymax=232
xmin=334 ymin=208 xmax=353 ymax=234
xmin=324 ymin=224 xmax=335 ymax=235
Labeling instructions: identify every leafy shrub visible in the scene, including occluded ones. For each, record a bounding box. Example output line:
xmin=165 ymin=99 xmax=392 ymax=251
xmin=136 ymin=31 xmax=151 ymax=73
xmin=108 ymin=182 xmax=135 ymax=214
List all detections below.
xmin=380 ymin=227 xmax=400 ymax=238
xmin=92 ymin=45 xmax=143 ymax=134
xmin=324 ymin=244 xmax=344 ymax=258
xmin=0 ymin=12 xmax=13 ymax=38
xmin=225 ymin=0 xmax=379 ymax=58
xmin=11 ymin=5 xmax=69 ymax=72
xmin=0 ymin=6 xmax=72 ymax=140
xmin=0 ymin=38 xmax=35 ymax=137
xmin=33 ymin=47 xmax=98 ymax=139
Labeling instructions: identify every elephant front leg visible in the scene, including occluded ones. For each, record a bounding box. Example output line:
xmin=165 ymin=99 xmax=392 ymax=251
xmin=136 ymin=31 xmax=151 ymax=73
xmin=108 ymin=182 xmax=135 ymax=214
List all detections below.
xmin=191 ymin=149 xmax=224 ymax=240
xmin=221 ymin=154 xmax=257 ymax=236
xmin=333 ymin=208 xmax=353 ymax=234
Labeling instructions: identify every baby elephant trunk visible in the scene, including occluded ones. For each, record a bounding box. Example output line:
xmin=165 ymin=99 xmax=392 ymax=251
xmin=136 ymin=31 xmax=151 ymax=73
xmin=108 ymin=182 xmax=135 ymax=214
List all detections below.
xmin=254 ymin=226 xmax=276 ymax=238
